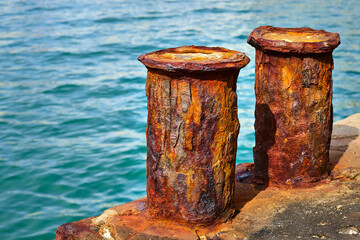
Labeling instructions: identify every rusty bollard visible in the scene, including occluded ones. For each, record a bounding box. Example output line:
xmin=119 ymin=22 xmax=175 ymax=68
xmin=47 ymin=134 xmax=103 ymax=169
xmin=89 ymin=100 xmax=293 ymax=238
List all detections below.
xmin=247 ymin=26 xmax=340 ymax=186
xmin=138 ymin=46 xmax=249 ymax=224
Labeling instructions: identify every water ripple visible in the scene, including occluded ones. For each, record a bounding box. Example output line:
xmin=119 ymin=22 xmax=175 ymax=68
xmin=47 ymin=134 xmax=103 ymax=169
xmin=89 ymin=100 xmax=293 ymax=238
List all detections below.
xmin=0 ymin=0 xmax=359 ymax=239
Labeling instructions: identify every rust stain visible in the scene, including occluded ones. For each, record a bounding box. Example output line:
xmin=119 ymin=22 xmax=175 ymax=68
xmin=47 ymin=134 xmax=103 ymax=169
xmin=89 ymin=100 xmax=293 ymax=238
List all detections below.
xmin=247 ymin=26 xmax=340 ymax=54
xmin=248 ymin=26 xmax=340 ymax=187
xmin=139 ymin=46 xmax=249 ymax=224
xmin=56 ymin=217 xmax=101 ymax=240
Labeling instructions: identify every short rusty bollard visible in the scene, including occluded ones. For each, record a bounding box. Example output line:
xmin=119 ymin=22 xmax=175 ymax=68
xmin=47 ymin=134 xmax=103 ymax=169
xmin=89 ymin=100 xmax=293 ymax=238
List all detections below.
xmin=138 ymin=46 xmax=249 ymax=224
xmin=248 ymin=26 xmax=340 ymax=186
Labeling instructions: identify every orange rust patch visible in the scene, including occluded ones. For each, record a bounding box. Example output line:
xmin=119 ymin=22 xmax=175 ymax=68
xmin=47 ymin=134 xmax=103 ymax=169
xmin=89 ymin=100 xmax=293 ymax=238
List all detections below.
xmin=140 ymin=46 xmax=249 ymax=224
xmin=248 ymin=26 xmax=340 ymax=54
xmin=249 ymin=27 xmax=340 ymax=187
xmin=138 ymin=45 xmax=249 ymax=72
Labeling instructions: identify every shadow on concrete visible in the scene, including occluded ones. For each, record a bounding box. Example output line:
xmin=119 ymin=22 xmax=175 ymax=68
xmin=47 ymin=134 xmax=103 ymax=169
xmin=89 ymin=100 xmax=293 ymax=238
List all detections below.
xmin=233 ymin=164 xmax=268 ymax=211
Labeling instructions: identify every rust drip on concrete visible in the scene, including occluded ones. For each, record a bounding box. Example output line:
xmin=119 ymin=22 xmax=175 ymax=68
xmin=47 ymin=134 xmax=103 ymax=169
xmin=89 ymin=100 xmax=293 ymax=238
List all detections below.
xmin=138 ymin=45 xmax=249 ymax=224
xmin=248 ymin=26 xmax=340 ymax=187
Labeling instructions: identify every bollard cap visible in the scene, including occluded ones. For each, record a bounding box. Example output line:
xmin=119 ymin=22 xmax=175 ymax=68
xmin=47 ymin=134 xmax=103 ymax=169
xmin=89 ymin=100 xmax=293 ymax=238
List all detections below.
xmin=138 ymin=45 xmax=250 ymax=72
xmin=247 ymin=26 xmax=340 ymax=54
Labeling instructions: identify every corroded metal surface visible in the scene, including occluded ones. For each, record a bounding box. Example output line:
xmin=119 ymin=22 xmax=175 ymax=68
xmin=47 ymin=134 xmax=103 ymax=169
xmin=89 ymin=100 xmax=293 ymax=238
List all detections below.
xmin=248 ymin=26 xmax=341 ymax=186
xmin=138 ymin=45 xmax=249 ymax=224
xmin=138 ymin=45 xmax=249 ymax=72
xmin=247 ymin=26 xmax=340 ymax=54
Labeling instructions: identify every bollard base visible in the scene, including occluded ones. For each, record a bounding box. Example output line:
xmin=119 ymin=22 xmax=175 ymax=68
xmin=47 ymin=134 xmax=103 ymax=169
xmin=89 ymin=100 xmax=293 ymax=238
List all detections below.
xmin=56 ymin=114 xmax=360 ymax=240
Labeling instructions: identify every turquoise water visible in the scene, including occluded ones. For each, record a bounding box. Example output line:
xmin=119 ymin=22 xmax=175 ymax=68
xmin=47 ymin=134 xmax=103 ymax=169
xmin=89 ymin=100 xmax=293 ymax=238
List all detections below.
xmin=0 ymin=0 xmax=359 ymax=239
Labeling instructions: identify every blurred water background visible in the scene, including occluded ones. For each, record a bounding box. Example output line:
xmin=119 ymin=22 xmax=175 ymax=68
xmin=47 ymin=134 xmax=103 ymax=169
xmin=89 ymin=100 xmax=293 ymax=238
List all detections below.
xmin=0 ymin=0 xmax=359 ymax=239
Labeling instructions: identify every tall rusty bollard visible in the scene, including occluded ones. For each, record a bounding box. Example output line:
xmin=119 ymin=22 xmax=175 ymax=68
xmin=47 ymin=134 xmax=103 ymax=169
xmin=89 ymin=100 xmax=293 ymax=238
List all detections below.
xmin=248 ymin=26 xmax=340 ymax=186
xmin=138 ymin=46 xmax=249 ymax=224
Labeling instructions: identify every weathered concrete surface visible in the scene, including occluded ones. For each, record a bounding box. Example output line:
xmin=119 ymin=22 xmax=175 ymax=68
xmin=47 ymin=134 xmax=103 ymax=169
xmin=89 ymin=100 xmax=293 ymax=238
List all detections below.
xmin=56 ymin=113 xmax=360 ymax=240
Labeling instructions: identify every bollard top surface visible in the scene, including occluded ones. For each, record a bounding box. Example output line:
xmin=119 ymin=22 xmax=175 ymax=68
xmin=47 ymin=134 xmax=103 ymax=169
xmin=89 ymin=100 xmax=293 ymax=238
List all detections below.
xmin=138 ymin=45 xmax=250 ymax=72
xmin=247 ymin=26 xmax=340 ymax=54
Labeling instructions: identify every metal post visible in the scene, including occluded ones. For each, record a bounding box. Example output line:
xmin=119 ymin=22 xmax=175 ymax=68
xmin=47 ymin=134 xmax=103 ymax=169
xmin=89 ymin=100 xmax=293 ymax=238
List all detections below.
xmin=138 ymin=46 xmax=249 ymax=224
xmin=248 ymin=26 xmax=340 ymax=186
